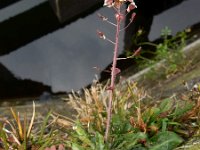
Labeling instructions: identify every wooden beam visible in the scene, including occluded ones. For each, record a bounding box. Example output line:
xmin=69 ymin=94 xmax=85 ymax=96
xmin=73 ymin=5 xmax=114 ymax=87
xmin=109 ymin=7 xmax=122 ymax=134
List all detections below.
xmin=0 ymin=2 xmax=58 ymax=56
xmin=0 ymin=1 xmax=102 ymax=56
xmin=49 ymin=0 xmax=103 ymax=22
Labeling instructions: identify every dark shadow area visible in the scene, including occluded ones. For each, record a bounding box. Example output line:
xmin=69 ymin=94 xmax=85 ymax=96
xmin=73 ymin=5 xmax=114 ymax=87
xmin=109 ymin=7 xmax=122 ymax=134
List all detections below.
xmin=0 ymin=63 xmax=52 ymax=99
xmin=0 ymin=0 xmax=21 ymax=9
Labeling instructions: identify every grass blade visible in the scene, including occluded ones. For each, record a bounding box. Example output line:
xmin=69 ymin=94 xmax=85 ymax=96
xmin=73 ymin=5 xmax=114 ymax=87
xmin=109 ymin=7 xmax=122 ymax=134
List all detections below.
xmin=39 ymin=110 xmax=52 ymax=141
xmin=27 ymin=101 xmax=36 ymax=138
xmin=0 ymin=123 xmax=9 ymax=150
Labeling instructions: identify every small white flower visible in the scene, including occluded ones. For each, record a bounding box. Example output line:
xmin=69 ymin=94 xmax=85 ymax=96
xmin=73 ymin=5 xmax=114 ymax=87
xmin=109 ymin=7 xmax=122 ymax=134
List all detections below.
xmin=72 ymin=126 xmax=77 ymax=130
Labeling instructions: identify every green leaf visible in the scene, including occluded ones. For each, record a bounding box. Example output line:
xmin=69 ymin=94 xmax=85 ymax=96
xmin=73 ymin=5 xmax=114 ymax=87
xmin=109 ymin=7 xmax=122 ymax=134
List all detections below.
xmin=150 ymin=131 xmax=183 ymax=150
xmin=161 ymin=118 xmax=168 ymax=132
xmin=125 ymin=132 xmax=147 ymax=150
xmin=113 ymin=132 xmax=147 ymax=150
xmin=112 ymin=114 xmax=131 ymax=134
xmin=38 ymin=110 xmax=52 ymax=141
xmin=161 ymin=26 xmax=172 ymax=37
xmin=74 ymin=122 xmax=95 ymax=149
xmin=95 ymin=132 xmax=106 ymax=150
xmin=72 ymin=143 xmax=86 ymax=150
xmin=38 ymin=130 xmax=55 ymax=150
xmin=0 ymin=123 xmax=9 ymax=150
xmin=167 ymin=121 xmax=181 ymax=126
xmin=159 ymin=98 xmax=173 ymax=113
xmin=142 ymin=107 xmax=160 ymax=123
xmin=173 ymin=101 xmax=193 ymax=118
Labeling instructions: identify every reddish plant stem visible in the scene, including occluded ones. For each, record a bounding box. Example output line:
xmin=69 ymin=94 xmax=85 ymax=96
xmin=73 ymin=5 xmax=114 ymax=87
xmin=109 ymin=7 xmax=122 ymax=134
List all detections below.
xmin=105 ymin=9 xmax=121 ymax=141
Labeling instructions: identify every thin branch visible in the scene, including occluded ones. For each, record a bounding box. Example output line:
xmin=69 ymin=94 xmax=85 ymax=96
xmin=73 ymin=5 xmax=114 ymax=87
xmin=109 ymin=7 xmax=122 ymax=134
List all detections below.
xmin=140 ymin=42 xmax=157 ymax=47
xmin=120 ymin=13 xmax=136 ymax=31
xmin=106 ymin=37 xmax=116 ymax=45
xmin=120 ymin=20 xmax=132 ymax=31
xmin=98 ymin=13 xmax=117 ymax=26
xmin=106 ymin=20 xmax=117 ymax=26
xmin=117 ymin=55 xmax=134 ymax=60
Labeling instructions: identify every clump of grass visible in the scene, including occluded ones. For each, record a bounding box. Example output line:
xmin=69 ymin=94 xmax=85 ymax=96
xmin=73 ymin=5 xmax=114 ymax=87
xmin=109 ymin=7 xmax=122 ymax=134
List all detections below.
xmin=55 ymin=81 xmax=149 ymax=149
xmin=0 ymin=102 xmax=65 ymax=149
xmin=51 ymin=81 xmax=200 ymax=150
xmin=66 ymin=80 xmax=147 ymax=133
xmin=0 ymin=102 xmax=36 ymax=149
xmin=1 ymin=82 xmax=200 ymax=149
xmin=67 ymin=81 xmax=108 ymax=134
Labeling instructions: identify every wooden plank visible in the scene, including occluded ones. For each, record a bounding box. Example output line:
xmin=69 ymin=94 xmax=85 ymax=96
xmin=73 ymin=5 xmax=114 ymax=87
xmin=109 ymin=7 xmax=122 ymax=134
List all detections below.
xmin=49 ymin=0 xmax=103 ymax=22
xmin=0 ymin=1 xmax=102 ymax=55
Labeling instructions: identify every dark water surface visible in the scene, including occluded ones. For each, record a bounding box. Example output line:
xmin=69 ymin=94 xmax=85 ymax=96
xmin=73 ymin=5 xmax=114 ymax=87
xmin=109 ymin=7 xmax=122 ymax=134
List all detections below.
xmin=0 ymin=0 xmax=200 ymax=99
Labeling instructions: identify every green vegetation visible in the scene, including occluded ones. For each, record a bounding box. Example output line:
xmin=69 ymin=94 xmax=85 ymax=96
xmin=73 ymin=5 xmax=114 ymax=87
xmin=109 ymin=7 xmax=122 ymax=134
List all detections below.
xmin=63 ymin=81 xmax=200 ymax=150
xmin=134 ymin=27 xmax=187 ymax=79
xmin=1 ymin=1 xmax=200 ymax=150
xmin=0 ymin=103 xmax=65 ymax=149
xmin=1 ymin=81 xmax=200 ymax=149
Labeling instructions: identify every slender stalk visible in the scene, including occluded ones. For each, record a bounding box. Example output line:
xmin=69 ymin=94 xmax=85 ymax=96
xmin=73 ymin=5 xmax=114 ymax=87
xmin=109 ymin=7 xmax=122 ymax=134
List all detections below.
xmin=105 ymin=8 xmax=121 ymax=141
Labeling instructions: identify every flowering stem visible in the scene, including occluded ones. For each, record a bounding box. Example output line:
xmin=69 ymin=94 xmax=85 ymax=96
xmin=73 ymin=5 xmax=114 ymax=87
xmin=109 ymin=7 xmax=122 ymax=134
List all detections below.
xmin=105 ymin=9 xmax=121 ymax=141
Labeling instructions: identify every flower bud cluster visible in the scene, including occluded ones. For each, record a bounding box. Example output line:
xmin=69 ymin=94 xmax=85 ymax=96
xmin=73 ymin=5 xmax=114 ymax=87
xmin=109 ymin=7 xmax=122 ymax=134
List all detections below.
xmin=104 ymin=0 xmax=137 ymax=12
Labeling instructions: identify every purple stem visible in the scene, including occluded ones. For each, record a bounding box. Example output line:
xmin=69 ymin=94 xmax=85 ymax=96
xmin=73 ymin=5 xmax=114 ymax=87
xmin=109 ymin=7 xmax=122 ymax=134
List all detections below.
xmin=105 ymin=9 xmax=121 ymax=141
